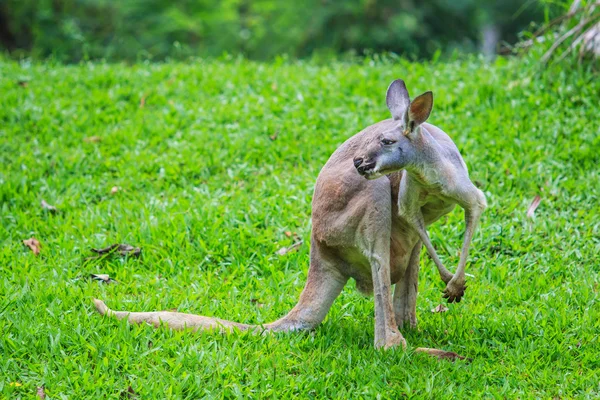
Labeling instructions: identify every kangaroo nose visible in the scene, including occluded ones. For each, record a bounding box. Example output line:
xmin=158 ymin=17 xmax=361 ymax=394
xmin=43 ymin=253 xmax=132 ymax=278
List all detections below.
xmin=353 ymin=157 xmax=363 ymax=168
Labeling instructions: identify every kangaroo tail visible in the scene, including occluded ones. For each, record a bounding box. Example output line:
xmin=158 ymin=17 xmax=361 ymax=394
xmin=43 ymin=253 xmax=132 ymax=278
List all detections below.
xmin=93 ymin=299 xmax=253 ymax=332
xmin=93 ymin=243 xmax=348 ymax=334
xmin=93 ymin=254 xmax=347 ymax=335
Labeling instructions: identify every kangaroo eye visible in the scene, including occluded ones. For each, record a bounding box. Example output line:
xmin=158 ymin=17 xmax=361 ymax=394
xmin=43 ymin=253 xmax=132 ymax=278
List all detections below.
xmin=381 ymin=139 xmax=396 ymax=146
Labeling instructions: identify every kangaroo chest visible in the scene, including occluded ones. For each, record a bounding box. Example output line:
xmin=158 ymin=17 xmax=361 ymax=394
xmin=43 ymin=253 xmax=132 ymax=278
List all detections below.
xmin=388 ymin=175 xmax=457 ymax=284
xmin=421 ymin=195 xmax=457 ymax=226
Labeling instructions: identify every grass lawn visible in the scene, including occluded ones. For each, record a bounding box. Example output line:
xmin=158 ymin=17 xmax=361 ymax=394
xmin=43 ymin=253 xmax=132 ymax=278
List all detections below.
xmin=1 ymin=56 xmax=599 ymax=398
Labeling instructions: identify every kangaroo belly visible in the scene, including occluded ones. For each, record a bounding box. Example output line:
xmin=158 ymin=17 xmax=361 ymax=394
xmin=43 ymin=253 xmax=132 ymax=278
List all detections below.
xmin=331 ymin=225 xmax=417 ymax=295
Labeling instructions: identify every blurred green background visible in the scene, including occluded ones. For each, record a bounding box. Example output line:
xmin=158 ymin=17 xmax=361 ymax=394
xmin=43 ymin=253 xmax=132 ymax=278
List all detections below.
xmin=0 ymin=0 xmax=550 ymax=62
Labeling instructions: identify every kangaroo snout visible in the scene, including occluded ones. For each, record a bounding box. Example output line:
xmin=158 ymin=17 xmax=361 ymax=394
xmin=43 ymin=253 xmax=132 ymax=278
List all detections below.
xmin=354 ymin=157 xmax=376 ymax=176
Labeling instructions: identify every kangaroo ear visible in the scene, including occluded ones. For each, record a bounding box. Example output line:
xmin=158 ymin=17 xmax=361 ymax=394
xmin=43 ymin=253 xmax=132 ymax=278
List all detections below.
xmin=386 ymin=79 xmax=410 ymax=121
xmin=404 ymin=91 xmax=433 ymax=133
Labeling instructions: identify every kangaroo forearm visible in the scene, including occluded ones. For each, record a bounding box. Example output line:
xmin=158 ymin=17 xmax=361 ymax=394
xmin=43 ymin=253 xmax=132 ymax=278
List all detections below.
xmin=417 ymin=232 xmax=453 ymax=283
xmin=454 ymin=205 xmax=484 ymax=282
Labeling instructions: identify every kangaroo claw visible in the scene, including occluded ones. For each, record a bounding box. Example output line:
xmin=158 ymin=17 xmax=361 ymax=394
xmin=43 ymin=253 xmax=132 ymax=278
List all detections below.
xmin=442 ymin=281 xmax=467 ymax=303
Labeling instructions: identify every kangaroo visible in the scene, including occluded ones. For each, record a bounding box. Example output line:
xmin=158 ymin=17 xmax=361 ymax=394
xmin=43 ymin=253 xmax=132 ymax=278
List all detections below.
xmin=94 ymin=79 xmax=487 ymax=350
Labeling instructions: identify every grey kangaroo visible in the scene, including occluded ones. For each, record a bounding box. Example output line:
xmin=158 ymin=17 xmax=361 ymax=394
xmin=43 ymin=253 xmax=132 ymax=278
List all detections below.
xmin=94 ymin=79 xmax=487 ymax=350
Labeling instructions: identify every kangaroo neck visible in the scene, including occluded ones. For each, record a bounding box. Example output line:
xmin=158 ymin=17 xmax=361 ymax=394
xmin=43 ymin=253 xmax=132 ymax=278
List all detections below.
xmin=404 ymin=127 xmax=445 ymax=188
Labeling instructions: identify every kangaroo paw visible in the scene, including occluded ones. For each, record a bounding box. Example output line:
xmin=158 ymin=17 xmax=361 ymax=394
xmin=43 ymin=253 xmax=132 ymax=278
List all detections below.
xmin=442 ymin=280 xmax=466 ymax=303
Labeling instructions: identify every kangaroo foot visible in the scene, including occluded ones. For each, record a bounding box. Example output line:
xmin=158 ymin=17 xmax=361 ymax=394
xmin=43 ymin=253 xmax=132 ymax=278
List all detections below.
xmin=375 ymin=327 xmax=407 ymax=350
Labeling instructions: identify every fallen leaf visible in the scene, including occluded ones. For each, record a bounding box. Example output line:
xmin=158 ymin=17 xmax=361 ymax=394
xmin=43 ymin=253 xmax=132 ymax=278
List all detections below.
xmin=116 ymin=244 xmax=141 ymax=256
xmin=41 ymin=200 xmax=58 ymax=213
xmin=431 ymin=304 xmax=449 ymax=313
xmin=36 ymin=386 xmax=46 ymax=399
xmin=526 ymin=195 xmax=541 ymax=218
xmin=140 ymin=96 xmax=146 ymax=108
xmin=9 ymin=382 xmax=23 ymax=387
xmin=284 ymin=231 xmax=300 ymax=240
xmin=90 ymin=274 xmax=118 ymax=284
xmin=110 ymin=186 xmax=120 ymax=194
xmin=89 ymin=243 xmax=142 ymax=259
xmin=83 ymin=136 xmax=102 ymax=143
xmin=250 ymin=298 xmax=266 ymax=308
xmin=121 ymin=385 xmax=138 ymax=399
xmin=91 ymin=243 xmax=120 ymax=254
xmin=276 ymin=240 xmax=303 ymax=256
xmin=23 ymin=238 xmax=41 ymax=255
xmin=415 ymin=347 xmax=471 ymax=362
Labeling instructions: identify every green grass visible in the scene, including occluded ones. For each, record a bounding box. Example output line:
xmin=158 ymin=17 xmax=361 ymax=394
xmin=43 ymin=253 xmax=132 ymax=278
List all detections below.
xmin=1 ymin=56 xmax=599 ymax=399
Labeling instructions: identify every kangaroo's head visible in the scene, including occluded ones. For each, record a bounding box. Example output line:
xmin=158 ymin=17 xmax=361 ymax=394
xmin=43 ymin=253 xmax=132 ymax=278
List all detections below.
xmin=354 ymin=79 xmax=434 ymax=179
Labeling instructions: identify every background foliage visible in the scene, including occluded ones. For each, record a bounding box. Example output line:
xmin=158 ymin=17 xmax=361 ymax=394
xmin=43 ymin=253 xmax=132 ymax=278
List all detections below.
xmin=0 ymin=0 xmax=547 ymax=61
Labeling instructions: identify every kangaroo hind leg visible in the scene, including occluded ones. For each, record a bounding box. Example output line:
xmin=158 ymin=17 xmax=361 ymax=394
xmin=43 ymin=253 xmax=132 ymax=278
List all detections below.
xmin=94 ymin=240 xmax=348 ymax=335
xmin=266 ymin=242 xmax=348 ymax=332
xmin=357 ymin=181 xmax=406 ymax=350
xmin=393 ymin=241 xmax=421 ymax=329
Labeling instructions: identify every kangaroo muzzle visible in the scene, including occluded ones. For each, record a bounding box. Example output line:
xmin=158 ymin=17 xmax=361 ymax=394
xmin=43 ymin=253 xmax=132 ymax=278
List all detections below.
xmin=353 ymin=157 xmax=376 ymax=176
